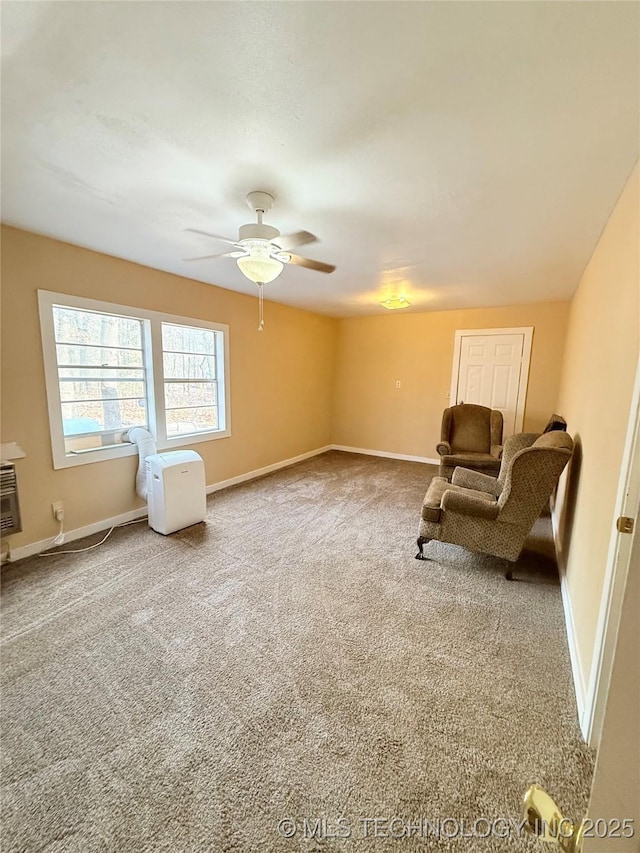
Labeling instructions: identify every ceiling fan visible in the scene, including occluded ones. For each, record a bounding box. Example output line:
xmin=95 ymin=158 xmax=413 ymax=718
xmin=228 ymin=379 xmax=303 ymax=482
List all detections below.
xmin=184 ymin=190 xmax=335 ymax=283
xmin=184 ymin=192 xmax=335 ymax=330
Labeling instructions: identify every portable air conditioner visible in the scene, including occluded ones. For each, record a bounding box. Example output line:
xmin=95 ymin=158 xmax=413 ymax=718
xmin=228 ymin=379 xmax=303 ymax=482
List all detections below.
xmin=146 ymin=451 xmax=206 ymax=535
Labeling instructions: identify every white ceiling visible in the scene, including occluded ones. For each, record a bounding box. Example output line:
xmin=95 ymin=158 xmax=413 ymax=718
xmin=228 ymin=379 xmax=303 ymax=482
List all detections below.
xmin=2 ymin=1 xmax=638 ymax=317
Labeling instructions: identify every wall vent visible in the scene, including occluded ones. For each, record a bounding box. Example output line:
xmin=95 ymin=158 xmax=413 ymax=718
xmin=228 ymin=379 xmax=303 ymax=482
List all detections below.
xmin=1 ymin=463 xmax=22 ymax=536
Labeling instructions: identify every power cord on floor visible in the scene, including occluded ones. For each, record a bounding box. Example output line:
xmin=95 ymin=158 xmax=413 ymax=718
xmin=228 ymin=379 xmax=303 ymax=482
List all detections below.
xmin=51 ymin=515 xmax=65 ymax=547
xmin=37 ymin=517 xmax=148 ymax=558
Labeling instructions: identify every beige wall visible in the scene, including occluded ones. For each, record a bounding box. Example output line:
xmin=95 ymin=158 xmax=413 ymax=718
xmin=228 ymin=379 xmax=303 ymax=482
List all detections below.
xmin=332 ymin=302 xmax=570 ymax=458
xmin=1 ymin=226 xmax=337 ymax=550
xmin=4 ymin=185 xmax=635 ymax=595
xmin=554 ymin=163 xmax=640 ymax=691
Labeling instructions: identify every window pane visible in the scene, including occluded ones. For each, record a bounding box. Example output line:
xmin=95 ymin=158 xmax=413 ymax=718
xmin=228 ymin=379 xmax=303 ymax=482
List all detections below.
xmin=59 ymin=380 xmax=146 ymax=403
xmin=61 ymin=399 xmax=147 ymax=434
xmin=53 ymin=306 xmax=142 ymax=348
xmin=52 ymin=305 xmax=149 ymax=450
xmin=165 ymin=406 xmax=218 ymax=436
xmin=162 ymin=323 xmax=216 ymax=355
xmin=164 ymin=382 xmax=217 ymax=409
xmin=163 ymin=352 xmax=216 ymax=380
xmin=161 ymin=321 xmax=223 ymax=437
xmin=56 ymin=344 xmax=143 ymax=368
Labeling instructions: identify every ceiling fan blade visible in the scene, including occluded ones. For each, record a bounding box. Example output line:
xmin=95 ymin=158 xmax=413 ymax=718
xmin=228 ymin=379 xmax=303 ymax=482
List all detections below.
xmin=275 ymin=230 xmax=318 ymax=251
xmin=184 ymin=228 xmax=239 ymax=246
xmin=183 ymin=250 xmax=244 ymax=261
xmin=285 ymin=253 xmax=336 ymax=274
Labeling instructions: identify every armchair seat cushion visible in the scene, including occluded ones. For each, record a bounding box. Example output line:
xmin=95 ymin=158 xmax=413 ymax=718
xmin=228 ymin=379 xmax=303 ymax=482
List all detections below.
xmin=439 ymin=452 xmax=501 ymax=470
xmin=421 ymin=476 xmax=496 ymax=523
xmin=439 ymin=452 xmax=502 ymax=480
xmin=451 ymin=467 xmax=501 ymax=495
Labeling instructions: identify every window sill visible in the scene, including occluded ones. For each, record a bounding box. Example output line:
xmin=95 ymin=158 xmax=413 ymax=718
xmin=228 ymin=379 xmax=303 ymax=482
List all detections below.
xmin=161 ymin=428 xmax=231 ymax=450
xmin=54 ymin=429 xmax=231 ymax=469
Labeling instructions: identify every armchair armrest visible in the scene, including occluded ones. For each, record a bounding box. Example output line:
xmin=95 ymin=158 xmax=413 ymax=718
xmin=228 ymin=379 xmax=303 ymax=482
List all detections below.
xmin=442 ymin=490 xmax=499 ymax=520
xmin=451 ymin=468 xmax=501 ymax=496
xmin=490 ymin=444 xmax=503 ymax=459
xmin=436 ymin=441 xmax=452 ymax=457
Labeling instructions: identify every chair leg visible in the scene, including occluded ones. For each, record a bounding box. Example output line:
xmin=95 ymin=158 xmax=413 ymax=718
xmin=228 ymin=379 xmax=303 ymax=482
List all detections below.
xmin=415 ymin=536 xmax=429 ymax=560
xmin=505 ymin=562 xmax=514 ymax=581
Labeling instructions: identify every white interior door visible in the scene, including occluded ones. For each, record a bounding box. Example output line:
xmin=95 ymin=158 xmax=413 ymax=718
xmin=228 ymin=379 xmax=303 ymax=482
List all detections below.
xmin=584 ymin=514 xmax=639 ymax=851
xmin=451 ymin=328 xmax=533 ymax=436
xmin=581 ymin=361 xmax=640 ymax=850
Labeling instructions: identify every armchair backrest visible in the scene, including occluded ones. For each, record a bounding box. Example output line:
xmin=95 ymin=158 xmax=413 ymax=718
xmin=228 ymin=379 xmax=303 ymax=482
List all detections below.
xmin=442 ymin=404 xmax=504 ymax=454
xmin=497 ymin=432 xmax=573 ymax=529
xmin=496 ymin=432 xmax=539 ymax=488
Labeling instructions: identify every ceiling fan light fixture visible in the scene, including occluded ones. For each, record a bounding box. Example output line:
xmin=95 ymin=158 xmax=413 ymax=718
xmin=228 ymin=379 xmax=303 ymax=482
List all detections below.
xmin=236 ymin=253 xmax=284 ymax=284
xmin=380 ymin=296 xmax=410 ymax=310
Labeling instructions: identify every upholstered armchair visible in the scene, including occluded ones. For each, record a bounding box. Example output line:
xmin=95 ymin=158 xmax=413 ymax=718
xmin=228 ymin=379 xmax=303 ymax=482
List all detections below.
xmin=417 ymin=431 xmax=573 ymax=577
xmin=437 ymin=404 xmax=504 ymax=480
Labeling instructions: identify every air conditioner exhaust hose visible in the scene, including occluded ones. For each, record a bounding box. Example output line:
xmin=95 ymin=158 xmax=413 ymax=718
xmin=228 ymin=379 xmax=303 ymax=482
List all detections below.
xmin=127 ymin=428 xmax=157 ymax=501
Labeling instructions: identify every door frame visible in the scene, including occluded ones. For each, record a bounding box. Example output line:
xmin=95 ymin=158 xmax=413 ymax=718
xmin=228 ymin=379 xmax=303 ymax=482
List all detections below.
xmin=449 ymin=327 xmax=534 ymax=433
xmin=583 ymin=357 xmax=640 ymax=747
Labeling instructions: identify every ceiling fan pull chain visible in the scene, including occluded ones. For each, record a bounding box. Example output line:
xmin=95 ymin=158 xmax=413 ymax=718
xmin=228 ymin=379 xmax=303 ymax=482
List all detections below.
xmin=257 ymin=282 xmax=265 ymax=331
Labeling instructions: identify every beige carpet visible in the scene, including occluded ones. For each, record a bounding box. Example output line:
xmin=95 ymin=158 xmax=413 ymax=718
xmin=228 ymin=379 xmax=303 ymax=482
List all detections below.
xmin=1 ymin=451 xmax=593 ymax=852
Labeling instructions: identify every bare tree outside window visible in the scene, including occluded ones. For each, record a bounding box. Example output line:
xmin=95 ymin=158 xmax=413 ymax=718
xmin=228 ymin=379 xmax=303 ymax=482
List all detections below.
xmin=52 ymin=306 xmax=148 ymax=452
xmin=162 ymin=323 xmax=220 ymax=436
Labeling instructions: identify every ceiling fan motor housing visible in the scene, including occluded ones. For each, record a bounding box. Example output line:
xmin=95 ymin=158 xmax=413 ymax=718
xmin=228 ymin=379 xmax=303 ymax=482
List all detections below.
xmin=238 ymin=223 xmax=280 ymax=243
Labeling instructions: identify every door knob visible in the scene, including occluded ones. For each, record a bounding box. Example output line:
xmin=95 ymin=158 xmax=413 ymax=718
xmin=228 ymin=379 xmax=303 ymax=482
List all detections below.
xmin=522 ymin=785 xmax=585 ymax=852
xmin=616 ymin=516 xmax=634 ymax=534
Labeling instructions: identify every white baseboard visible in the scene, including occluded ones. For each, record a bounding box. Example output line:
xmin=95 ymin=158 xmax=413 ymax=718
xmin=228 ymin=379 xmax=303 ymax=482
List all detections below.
xmin=550 ymin=505 xmax=589 ymax=739
xmin=330 ymin=444 xmax=439 ymax=465
xmin=559 ymin=574 xmax=588 ymax=737
xmin=6 ymin=506 xmax=149 ymax=563
xmin=5 ymin=445 xmax=332 ymax=563
xmin=205 ymin=445 xmax=332 ymax=494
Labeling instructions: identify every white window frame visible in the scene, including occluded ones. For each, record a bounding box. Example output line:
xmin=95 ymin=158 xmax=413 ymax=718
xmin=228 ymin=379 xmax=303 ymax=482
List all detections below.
xmin=38 ymin=290 xmax=230 ymax=469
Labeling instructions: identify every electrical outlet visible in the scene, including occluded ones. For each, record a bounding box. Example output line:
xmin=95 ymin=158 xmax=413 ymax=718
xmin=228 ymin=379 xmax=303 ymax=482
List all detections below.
xmin=395 ymin=380 xmax=401 ymax=389
xmin=52 ymin=501 xmax=64 ymax=520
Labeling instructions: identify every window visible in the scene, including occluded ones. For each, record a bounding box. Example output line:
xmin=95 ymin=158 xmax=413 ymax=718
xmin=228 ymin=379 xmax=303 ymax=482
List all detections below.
xmin=52 ymin=306 xmax=149 ymax=454
xmin=162 ymin=323 xmax=221 ymax=438
xmin=38 ymin=291 xmax=230 ymax=469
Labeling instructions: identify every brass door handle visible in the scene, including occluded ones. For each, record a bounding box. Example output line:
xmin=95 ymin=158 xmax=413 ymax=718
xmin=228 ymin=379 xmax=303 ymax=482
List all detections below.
xmin=616 ymin=516 xmax=635 ymax=534
xmin=522 ymin=785 xmax=585 ymax=852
